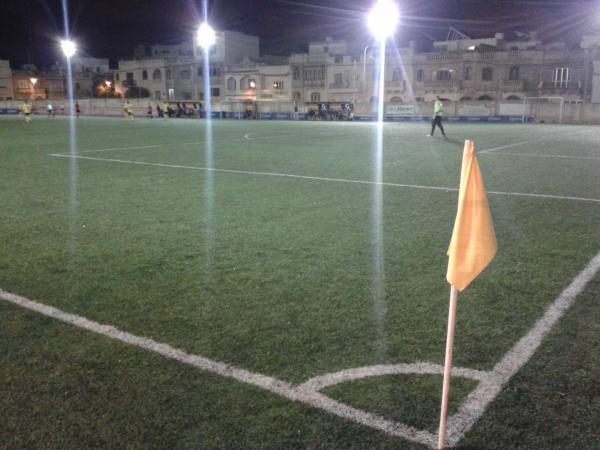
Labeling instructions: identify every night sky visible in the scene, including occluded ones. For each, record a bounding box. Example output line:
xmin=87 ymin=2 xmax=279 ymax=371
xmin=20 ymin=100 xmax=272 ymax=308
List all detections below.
xmin=0 ymin=0 xmax=593 ymax=68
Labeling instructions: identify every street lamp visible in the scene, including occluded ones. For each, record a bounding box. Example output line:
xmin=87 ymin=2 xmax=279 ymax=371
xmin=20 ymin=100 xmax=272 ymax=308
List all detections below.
xmin=30 ymin=77 xmax=38 ymax=100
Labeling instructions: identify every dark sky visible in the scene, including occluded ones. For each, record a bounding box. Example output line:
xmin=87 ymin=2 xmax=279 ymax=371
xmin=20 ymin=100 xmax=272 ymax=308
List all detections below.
xmin=0 ymin=0 xmax=594 ymax=68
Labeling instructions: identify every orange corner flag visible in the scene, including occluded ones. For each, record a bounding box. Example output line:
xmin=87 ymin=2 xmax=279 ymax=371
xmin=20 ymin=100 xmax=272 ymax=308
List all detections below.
xmin=446 ymin=140 xmax=497 ymax=291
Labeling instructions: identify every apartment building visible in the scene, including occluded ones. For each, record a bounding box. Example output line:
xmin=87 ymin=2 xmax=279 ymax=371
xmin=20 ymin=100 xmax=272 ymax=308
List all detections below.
xmin=0 ymin=59 xmax=14 ymax=99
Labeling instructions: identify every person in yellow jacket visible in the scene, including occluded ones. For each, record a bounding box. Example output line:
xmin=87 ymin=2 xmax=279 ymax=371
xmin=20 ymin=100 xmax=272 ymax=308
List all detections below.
xmin=20 ymin=100 xmax=32 ymax=123
xmin=428 ymin=96 xmax=447 ymax=137
xmin=123 ymin=101 xmax=134 ymax=120
xmin=161 ymin=102 xmax=170 ymax=120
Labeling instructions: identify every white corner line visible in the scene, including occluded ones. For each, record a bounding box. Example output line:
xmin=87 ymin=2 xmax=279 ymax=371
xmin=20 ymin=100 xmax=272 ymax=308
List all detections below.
xmin=48 ymin=153 xmax=600 ymax=204
xmin=2 ymin=249 xmax=598 ymax=448
xmin=300 ymin=362 xmax=492 ymax=392
xmin=445 ymin=249 xmax=600 ymax=446
xmin=0 ymin=288 xmax=436 ymax=448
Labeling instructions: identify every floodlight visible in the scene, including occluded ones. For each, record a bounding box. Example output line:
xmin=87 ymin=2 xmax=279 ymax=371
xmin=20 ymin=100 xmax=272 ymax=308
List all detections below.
xmin=30 ymin=77 xmax=38 ymax=85
xmin=60 ymin=39 xmax=77 ymax=58
xmin=367 ymin=0 xmax=399 ymax=41
xmin=468 ymin=45 xmax=476 ymax=51
xmin=105 ymin=80 xmax=112 ymax=87
xmin=197 ymin=23 xmax=216 ymax=49
xmin=249 ymin=80 xmax=256 ymax=88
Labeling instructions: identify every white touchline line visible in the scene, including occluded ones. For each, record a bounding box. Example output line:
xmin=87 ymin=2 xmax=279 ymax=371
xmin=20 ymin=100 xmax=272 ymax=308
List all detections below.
xmin=49 ymin=153 xmax=600 ymax=204
xmin=482 ymin=152 xmax=600 ymax=161
xmin=478 ymin=129 xmax=597 ymax=154
xmin=444 ymin=249 xmax=600 ymax=447
xmin=0 ymin=288 xmax=436 ymax=448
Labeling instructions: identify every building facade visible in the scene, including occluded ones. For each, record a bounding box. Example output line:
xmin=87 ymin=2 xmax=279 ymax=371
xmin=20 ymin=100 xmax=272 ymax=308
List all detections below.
xmin=116 ymin=31 xmax=259 ymax=101
xmin=0 ymin=59 xmax=14 ymax=99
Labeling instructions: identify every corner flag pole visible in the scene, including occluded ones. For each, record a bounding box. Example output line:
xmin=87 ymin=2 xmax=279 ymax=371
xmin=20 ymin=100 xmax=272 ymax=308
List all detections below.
xmin=438 ymin=285 xmax=458 ymax=449
xmin=438 ymin=140 xmax=497 ymax=449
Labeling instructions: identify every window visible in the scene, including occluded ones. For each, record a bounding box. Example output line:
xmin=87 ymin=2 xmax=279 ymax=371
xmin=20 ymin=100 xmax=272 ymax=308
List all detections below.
xmin=392 ymin=68 xmax=402 ymax=81
xmin=482 ymin=67 xmax=493 ymax=81
xmin=96 ymin=67 xmax=100 ymax=73
xmin=334 ymin=55 xmax=343 ymax=63
xmin=168 ymin=88 xmax=174 ymax=101
xmin=553 ymin=67 xmax=570 ymax=88
xmin=126 ymin=72 xmax=134 ymax=85
xmin=197 ymin=67 xmax=203 ymax=77
xmin=142 ymin=70 xmax=148 ymax=80
xmin=75 ymin=82 xmax=81 ymax=91
xmin=293 ymin=92 xmax=302 ymax=102
xmin=416 ymin=69 xmax=424 ymax=82
xmin=436 ymin=69 xmax=451 ymax=81
xmin=334 ymin=73 xmax=343 ymax=85
xmin=509 ymin=66 xmax=520 ymax=81
xmin=211 ymin=87 xmax=220 ymax=97
xmin=115 ymin=73 xmax=120 ymax=81
xmin=463 ymin=66 xmax=471 ymax=80
xmin=154 ymin=90 xmax=161 ymax=99
xmin=227 ymin=77 xmax=236 ymax=91
xmin=180 ymin=70 xmax=191 ymax=79
xmin=323 ymin=46 xmax=329 ymax=53
xmin=293 ymin=67 xmax=300 ymax=80
xmin=166 ymin=69 xmax=172 ymax=79
xmin=182 ymin=92 xmax=191 ymax=100
xmin=18 ymin=80 xmax=28 ymax=89
xmin=311 ymin=92 xmax=320 ymax=102
xmin=273 ymin=81 xmax=283 ymax=90
xmin=152 ymin=69 xmax=161 ymax=80
xmin=211 ymin=67 xmax=221 ymax=77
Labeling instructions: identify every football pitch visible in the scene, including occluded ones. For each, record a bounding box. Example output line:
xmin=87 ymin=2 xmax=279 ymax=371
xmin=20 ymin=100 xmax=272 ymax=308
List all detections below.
xmin=1 ymin=116 xmax=599 ymax=448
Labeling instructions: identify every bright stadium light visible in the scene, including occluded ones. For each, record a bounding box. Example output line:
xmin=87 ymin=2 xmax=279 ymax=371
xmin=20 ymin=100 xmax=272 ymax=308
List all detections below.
xmin=197 ymin=22 xmax=216 ymax=49
xmin=30 ymin=77 xmax=38 ymax=86
xmin=60 ymin=39 xmax=77 ymax=58
xmin=367 ymin=0 xmax=400 ymax=41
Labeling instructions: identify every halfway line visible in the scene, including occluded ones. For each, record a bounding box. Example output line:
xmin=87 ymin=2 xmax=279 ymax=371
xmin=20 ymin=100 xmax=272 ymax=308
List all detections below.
xmin=49 ymin=153 xmax=600 ymax=204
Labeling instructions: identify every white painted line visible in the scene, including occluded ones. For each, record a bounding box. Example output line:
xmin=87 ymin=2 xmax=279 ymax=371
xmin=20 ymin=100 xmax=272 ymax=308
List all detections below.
xmin=78 ymin=133 xmax=299 ymax=154
xmin=482 ymin=152 xmax=600 ymax=161
xmin=49 ymin=153 xmax=600 ymax=204
xmin=444 ymin=249 xmax=600 ymax=447
xmin=2 ymin=249 xmax=599 ymax=448
xmin=478 ymin=129 xmax=597 ymax=154
xmin=0 ymin=288 xmax=436 ymax=448
xmin=300 ymin=362 xmax=491 ymax=392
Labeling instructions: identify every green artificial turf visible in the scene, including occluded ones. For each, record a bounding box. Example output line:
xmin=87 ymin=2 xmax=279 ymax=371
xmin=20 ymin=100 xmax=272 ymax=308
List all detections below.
xmin=1 ymin=116 xmax=598 ymax=448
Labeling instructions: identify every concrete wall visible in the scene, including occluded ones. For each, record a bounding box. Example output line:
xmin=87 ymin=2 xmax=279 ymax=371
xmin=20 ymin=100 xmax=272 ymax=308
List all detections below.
xmin=3 ymin=98 xmax=600 ymax=123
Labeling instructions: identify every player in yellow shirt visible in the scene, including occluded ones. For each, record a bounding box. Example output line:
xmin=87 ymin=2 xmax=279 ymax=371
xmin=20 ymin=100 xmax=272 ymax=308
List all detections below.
xmin=161 ymin=102 xmax=169 ymax=121
xmin=20 ymin=100 xmax=32 ymax=123
xmin=123 ymin=101 xmax=134 ymax=120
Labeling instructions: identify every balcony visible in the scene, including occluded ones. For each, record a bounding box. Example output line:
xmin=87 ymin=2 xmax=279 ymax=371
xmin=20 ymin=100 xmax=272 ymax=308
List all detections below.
xmin=502 ymin=79 xmax=524 ymax=90
xmin=423 ymin=80 xmax=461 ymax=90
xmin=303 ymin=79 xmax=326 ymax=87
xmin=426 ymin=52 xmax=460 ymax=61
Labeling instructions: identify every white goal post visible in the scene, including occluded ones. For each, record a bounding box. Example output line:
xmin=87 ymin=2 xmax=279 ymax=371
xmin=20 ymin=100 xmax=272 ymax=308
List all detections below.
xmin=522 ymin=96 xmax=564 ymax=124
